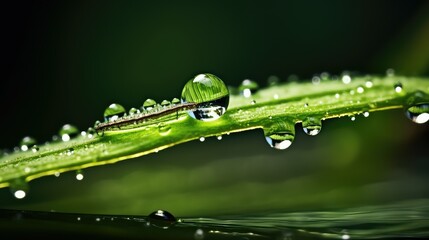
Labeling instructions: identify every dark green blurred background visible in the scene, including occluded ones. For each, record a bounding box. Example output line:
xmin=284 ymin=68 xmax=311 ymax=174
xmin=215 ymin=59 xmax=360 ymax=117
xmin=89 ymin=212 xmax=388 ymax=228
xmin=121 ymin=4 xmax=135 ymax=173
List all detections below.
xmin=0 ymin=1 xmax=428 ymax=217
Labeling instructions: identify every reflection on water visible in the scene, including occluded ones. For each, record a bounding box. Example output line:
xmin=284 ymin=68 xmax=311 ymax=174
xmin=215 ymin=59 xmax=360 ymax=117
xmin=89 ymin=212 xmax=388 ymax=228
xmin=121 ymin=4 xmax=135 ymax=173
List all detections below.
xmin=1 ymin=199 xmax=429 ymax=239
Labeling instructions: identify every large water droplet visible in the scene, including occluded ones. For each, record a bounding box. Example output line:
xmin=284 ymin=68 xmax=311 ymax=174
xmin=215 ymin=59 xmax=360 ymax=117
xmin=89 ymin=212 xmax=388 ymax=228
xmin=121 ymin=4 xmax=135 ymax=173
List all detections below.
xmin=405 ymin=103 xmax=429 ymax=124
xmin=263 ymin=121 xmax=295 ymax=150
xmin=148 ymin=210 xmax=177 ymax=229
xmin=104 ymin=103 xmax=126 ymax=122
xmin=302 ymin=117 xmax=322 ymax=136
xmin=59 ymin=124 xmax=79 ymax=142
xmin=181 ymin=73 xmax=229 ymax=121
xmin=143 ymin=99 xmax=157 ymax=112
xmin=160 ymin=100 xmax=171 ymax=108
xmin=239 ymin=79 xmax=259 ymax=97
xmin=20 ymin=136 xmax=36 ymax=151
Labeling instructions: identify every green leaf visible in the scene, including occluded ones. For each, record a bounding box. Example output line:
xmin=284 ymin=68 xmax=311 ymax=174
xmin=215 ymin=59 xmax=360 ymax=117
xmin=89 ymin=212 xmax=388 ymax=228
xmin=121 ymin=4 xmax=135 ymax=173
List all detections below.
xmin=1 ymin=75 xmax=428 ymax=189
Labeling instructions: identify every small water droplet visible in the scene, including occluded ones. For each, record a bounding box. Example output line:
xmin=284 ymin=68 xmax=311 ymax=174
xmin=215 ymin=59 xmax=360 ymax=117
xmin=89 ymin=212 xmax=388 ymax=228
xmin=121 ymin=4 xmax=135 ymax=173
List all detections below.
xmin=160 ymin=100 xmax=171 ymax=108
xmin=311 ymin=76 xmax=321 ymax=85
xmin=77 ymin=217 xmax=81 ymax=221
xmin=386 ymin=68 xmax=395 ymax=77
xmin=199 ymin=137 xmax=205 ymax=142
xmin=405 ymin=103 xmax=429 ymax=124
xmin=350 ymin=116 xmax=356 ymax=121
xmin=181 ymin=73 xmax=229 ymax=121
xmin=320 ymin=72 xmax=330 ymax=80
xmin=304 ymin=103 xmax=309 ymax=107
xmin=158 ymin=123 xmax=171 ymax=134
xmin=66 ymin=148 xmax=74 ymax=156
xmin=54 ymin=172 xmax=60 ymax=177
xmin=251 ymin=100 xmax=256 ymax=105
xmin=20 ymin=136 xmax=36 ymax=151
xmin=302 ymin=117 xmax=322 ymax=136
xmin=363 ymin=111 xmax=370 ymax=117
xmin=365 ymin=80 xmax=373 ymax=88
xmin=273 ymin=94 xmax=279 ymax=99
xmin=87 ymin=128 xmax=96 ymax=138
xmin=129 ymin=107 xmax=140 ymax=116
xmin=356 ymin=86 xmax=364 ymax=93
xmin=104 ymin=103 xmax=126 ymax=122
xmin=341 ymin=73 xmax=351 ymax=84
xmin=9 ymin=178 xmax=29 ymax=199
xmin=148 ymin=210 xmax=177 ymax=229
xmin=263 ymin=121 xmax=295 ymax=150
xmin=335 ymin=93 xmax=340 ymax=99
xmin=194 ymin=228 xmax=205 ymax=240
xmin=24 ymin=167 xmax=31 ymax=173
xmin=76 ymin=170 xmax=84 ymax=181
xmin=394 ymin=82 xmax=403 ymax=93
xmin=171 ymin=98 xmax=180 ymax=105
xmin=31 ymin=145 xmax=39 ymax=152
xmin=59 ymin=124 xmax=79 ymax=142
xmin=95 ymin=217 xmax=101 ymax=222
xmin=267 ymin=75 xmax=280 ymax=86
xmin=239 ymin=79 xmax=259 ymax=97
xmin=217 ymin=135 xmax=222 ymax=140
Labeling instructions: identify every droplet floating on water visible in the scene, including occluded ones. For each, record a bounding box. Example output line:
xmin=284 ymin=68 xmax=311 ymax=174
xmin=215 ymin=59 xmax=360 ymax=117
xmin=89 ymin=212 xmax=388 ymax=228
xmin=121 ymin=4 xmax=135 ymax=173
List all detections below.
xmin=20 ymin=136 xmax=36 ymax=151
xmin=104 ymin=103 xmax=126 ymax=122
xmin=143 ymin=99 xmax=157 ymax=112
xmin=263 ymin=120 xmax=295 ymax=150
xmin=405 ymin=103 xmax=429 ymax=124
xmin=302 ymin=117 xmax=322 ymax=136
xmin=239 ymin=79 xmax=259 ymax=97
xmin=181 ymin=73 xmax=229 ymax=121
xmin=148 ymin=210 xmax=177 ymax=229
xmin=59 ymin=124 xmax=79 ymax=142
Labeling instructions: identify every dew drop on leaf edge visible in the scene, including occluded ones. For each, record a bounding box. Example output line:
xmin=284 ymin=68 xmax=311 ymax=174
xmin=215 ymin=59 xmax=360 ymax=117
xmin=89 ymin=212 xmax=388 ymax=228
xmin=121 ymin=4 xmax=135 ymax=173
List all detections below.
xmin=148 ymin=210 xmax=177 ymax=229
xmin=302 ymin=117 xmax=322 ymax=136
xmin=59 ymin=124 xmax=79 ymax=142
xmin=19 ymin=136 xmax=37 ymax=151
xmin=181 ymin=73 xmax=229 ymax=121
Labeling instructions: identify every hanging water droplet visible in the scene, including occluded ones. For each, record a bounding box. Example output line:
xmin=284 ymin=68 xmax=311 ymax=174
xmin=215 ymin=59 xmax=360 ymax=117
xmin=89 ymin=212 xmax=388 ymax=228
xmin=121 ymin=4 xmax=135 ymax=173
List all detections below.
xmin=363 ymin=111 xmax=370 ymax=117
xmin=263 ymin=121 xmax=295 ymax=150
xmin=350 ymin=116 xmax=356 ymax=121
xmin=405 ymin=103 xmax=429 ymax=124
xmin=199 ymin=137 xmax=205 ymax=142
xmin=148 ymin=210 xmax=177 ymax=229
xmin=54 ymin=172 xmax=60 ymax=177
xmin=59 ymin=124 xmax=79 ymax=142
xmin=302 ymin=117 xmax=322 ymax=136
xmin=160 ymin=100 xmax=171 ymax=108
xmin=104 ymin=103 xmax=126 ymax=122
xmin=129 ymin=107 xmax=140 ymax=116
xmin=181 ymin=73 xmax=230 ymax=121
xmin=9 ymin=178 xmax=29 ymax=199
xmin=239 ymin=79 xmax=259 ymax=98
xmin=171 ymin=98 xmax=180 ymax=105
xmin=216 ymin=135 xmax=222 ymax=140
xmin=158 ymin=123 xmax=171 ymax=135
xmin=386 ymin=68 xmax=395 ymax=77
xmin=394 ymin=82 xmax=403 ymax=93
xmin=194 ymin=228 xmax=205 ymax=240
xmin=20 ymin=136 xmax=36 ymax=151
xmin=76 ymin=170 xmax=84 ymax=181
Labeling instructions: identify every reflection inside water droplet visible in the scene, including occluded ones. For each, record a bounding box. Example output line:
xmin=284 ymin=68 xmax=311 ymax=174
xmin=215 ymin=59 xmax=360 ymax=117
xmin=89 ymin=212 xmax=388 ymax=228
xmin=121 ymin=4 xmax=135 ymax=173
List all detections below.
xmin=104 ymin=103 xmax=126 ymax=122
xmin=20 ymin=136 xmax=36 ymax=151
xmin=181 ymin=73 xmax=229 ymax=121
xmin=239 ymin=79 xmax=259 ymax=97
xmin=263 ymin=121 xmax=295 ymax=150
xmin=406 ymin=103 xmax=429 ymax=124
xmin=59 ymin=124 xmax=79 ymax=142
xmin=394 ymin=82 xmax=403 ymax=93
xmin=302 ymin=117 xmax=322 ymax=136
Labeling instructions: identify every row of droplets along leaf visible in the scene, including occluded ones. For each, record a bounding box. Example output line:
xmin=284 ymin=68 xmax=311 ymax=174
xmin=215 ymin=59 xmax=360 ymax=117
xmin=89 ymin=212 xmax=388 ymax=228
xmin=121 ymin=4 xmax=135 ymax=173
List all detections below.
xmin=4 ymin=72 xmax=429 ymax=158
